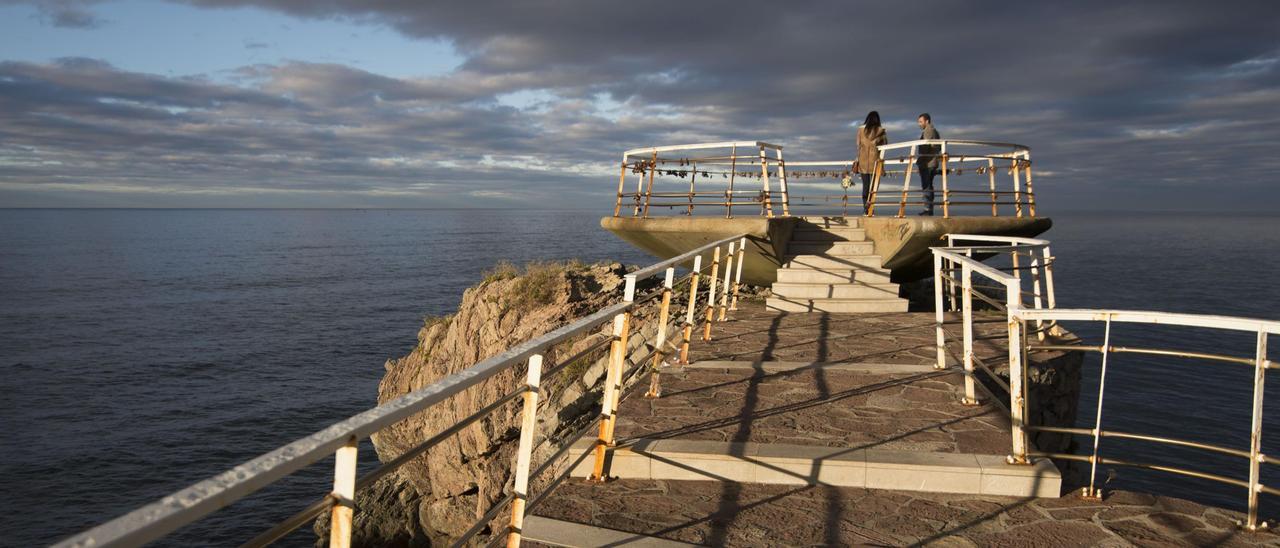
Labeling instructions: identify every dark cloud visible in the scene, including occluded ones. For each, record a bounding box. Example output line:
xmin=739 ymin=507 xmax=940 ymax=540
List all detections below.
xmin=3 ymin=1 xmax=1280 ymax=209
xmin=32 ymin=1 xmax=105 ymax=29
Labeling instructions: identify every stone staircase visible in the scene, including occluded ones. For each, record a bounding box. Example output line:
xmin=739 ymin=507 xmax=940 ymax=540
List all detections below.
xmin=766 ymin=216 xmax=908 ymax=313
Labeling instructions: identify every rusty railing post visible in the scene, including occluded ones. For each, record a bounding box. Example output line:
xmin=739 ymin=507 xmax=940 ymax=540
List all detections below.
xmin=730 ymin=236 xmax=745 ymax=311
xmin=961 ymin=262 xmax=977 ymax=405
xmin=1246 ymin=330 xmax=1268 ymax=530
xmin=645 ymin=268 xmax=675 ymax=398
xmin=591 ymin=275 xmax=635 ymax=481
xmin=328 ymin=438 xmax=358 ymax=548
xmin=933 ymin=252 xmax=947 ymax=371
xmin=702 ymin=246 xmax=720 ymax=341
xmin=1006 ymin=279 xmax=1030 ymax=465
xmin=507 ymin=353 xmax=542 ymax=546
xmin=679 ymin=255 xmax=701 ymax=364
xmin=717 ymin=241 xmax=734 ymax=321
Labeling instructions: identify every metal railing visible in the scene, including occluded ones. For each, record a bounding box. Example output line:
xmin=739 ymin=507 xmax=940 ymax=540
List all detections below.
xmin=932 ymin=235 xmax=1280 ymax=530
xmin=612 ymin=139 xmax=1036 ymax=219
xmin=56 ymin=235 xmax=753 ymax=548
xmin=931 ymin=234 xmax=1057 ymax=461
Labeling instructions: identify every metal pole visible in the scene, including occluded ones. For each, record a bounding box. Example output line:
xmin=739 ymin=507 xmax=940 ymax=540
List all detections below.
xmin=717 ymin=242 xmax=734 ymax=321
xmin=507 ymin=353 xmax=543 ymax=547
xmin=1012 ymin=158 xmax=1023 ymax=218
xmin=1246 ymin=331 xmax=1268 ymax=530
xmin=941 ymin=146 xmax=950 ymax=218
xmin=328 ymin=438 xmax=358 ymax=548
xmin=730 ymin=236 xmax=746 ymax=311
xmin=961 ymin=263 xmax=977 ymax=405
xmin=759 ymin=146 xmax=773 ymax=218
xmin=702 ymin=246 xmax=720 ymax=341
xmin=1023 ymin=155 xmax=1037 ymax=217
xmin=613 ymin=157 xmax=628 ymax=217
xmin=1007 ymin=279 xmax=1029 ymax=464
xmin=1031 ymin=253 xmax=1045 ymax=340
xmin=591 ymin=275 xmax=635 ymax=480
xmin=680 ymin=256 xmax=701 ymax=366
xmin=1085 ymin=314 xmax=1114 ymax=499
xmin=775 ymin=148 xmax=790 ymax=217
xmin=987 ymin=158 xmax=997 ymax=216
xmin=933 ymin=252 xmax=947 ymax=371
xmin=641 ymin=151 xmax=657 ymax=218
xmin=645 ymin=269 xmax=675 ymax=399
xmin=687 ymin=162 xmax=697 ymax=216
xmin=726 ymin=146 xmax=736 ymax=218
xmin=898 ymin=146 xmax=916 ymax=218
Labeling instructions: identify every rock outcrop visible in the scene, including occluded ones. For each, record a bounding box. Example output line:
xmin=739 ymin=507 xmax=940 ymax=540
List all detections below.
xmin=316 ymin=260 xmax=681 ymax=546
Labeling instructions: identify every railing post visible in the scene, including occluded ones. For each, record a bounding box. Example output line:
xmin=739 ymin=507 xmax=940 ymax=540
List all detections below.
xmin=867 ymin=151 xmax=885 ymax=217
xmin=717 ymin=242 xmax=734 ymax=321
xmin=507 ymin=353 xmax=543 ymax=547
xmin=726 ymin=146 xmax=737 ymax=218
xmin=775 ymin=148 xmax=790 ymax=217
xmin=1084 ymin=314 xmax=1114 ymax=499
xmin=687 ymin=161 xmax=697 ymax=217
xmin=730 ymin=236 xmax=746 ymax=311
xmin=1006 ymin=280 xmax=1029 ymax=465
xmin=961 ymin=263 xmax=977 ymax=405
xmin=1030 ymin=252 xmax=1045 ymax=340
xmin=702 ymin=246 xmax=721 ymax=341
xmin=933 ymin=252 xmax=947 ymax=370
xmin=642 ymin=151 xmax=657 ymax=218
xmin=898 ymin=146 xmax=916 ymax=218
xmin=759 ymin=146 xmax=774 ymax=218
xmin=1012 ymin=158 xmax=1023 ymax=218
xmin=1246 ymin=331 xmax=1268 ymax=530
xmin=646 ymin=269 xmax=675 ymax=399
xmin=614 ymin=158 xmax=628 ymax=217
xmin=680 ymin=255 xmax=701 ymax=364
xmin=328 ymin=438 xmax=359 ymax=548
xmin=591 ymin=275 xmax=634 ymax=481
xmin=1023 ymin=156 xmax=1037 ymax=217
xmin=987 ymin=158 xmax=997 ymax=216
xmin=941 ymin=149 xmax=950 ymax=218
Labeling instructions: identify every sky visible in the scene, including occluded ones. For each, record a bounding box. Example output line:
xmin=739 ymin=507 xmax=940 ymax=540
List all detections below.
xmin=1 ymin=1 xmax=1278 ymax=210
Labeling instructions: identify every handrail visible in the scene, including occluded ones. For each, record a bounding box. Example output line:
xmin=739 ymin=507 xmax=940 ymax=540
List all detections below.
xmin=612 ymin=138 xmax=1036 ymax=219
xmin=932 ymin=232 xmax=1279 ymax=531
xmin=57 ymin=234 xmax=753 ymax=548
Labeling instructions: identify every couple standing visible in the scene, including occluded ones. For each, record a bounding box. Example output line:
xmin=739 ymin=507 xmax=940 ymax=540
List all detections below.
xmin=855 ymin=111 xmax=941 ymax=216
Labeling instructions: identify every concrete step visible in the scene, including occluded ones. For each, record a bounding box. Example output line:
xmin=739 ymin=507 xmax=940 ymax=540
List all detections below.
xmin=771 ymin=282 xmax=900 ymax=299
xmin=775 ymin=268 xmax=892 ymax=284
xmin=797 ymin=216 xmax=862 ymax=229
xmin=570 ymin=439 xmax=1061 ymax=498
xmin=790 ymin=228 xmax=867 ymax=241
xmin=787 ymin=241 xmax=876 ymax=255
xmin=783 ymin=254 xmax=881 ymax=270
xmin=766 ymin=297 xmax=909 ymax=313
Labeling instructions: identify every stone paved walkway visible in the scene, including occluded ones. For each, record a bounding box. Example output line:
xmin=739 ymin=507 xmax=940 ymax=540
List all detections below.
xmin=617 ymin=366 xmax=1011 ymax=454
xmin=534 ymin=479 xmax=1280 ymax=547
xmin=686 ymin=302 xmax=1008 ymax=365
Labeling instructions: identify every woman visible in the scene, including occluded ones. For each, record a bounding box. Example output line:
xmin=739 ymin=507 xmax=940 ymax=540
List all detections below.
xmin=855 ymin=111 xmax=888 ymax=215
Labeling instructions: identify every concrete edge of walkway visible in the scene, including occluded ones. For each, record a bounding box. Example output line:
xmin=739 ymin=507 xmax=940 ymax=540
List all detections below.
xmin=523 ymin=515 xmax=701 ymax=547
xmin=568 ymin=438 xmax=1061 ymax=498
xmin=681 ymin=359 xmax=946 ymax=374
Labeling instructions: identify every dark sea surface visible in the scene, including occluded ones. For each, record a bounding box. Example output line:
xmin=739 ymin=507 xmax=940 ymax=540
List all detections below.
xmin=1 ymin=209 xmax=1278 ymax=546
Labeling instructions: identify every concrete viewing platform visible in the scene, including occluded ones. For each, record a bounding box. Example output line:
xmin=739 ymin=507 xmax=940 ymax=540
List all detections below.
xmin=528 ymin=302 xmax=1280 ymax=546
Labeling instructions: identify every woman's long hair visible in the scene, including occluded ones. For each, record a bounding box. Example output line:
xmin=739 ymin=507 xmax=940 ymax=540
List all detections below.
xmin=863 ymin=110 xmax=881 ymax=129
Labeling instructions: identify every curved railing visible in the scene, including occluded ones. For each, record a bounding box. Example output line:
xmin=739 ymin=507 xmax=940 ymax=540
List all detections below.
xmin=610 ymin=139 xmax=1036 ymax=219
xmin=932 ymin=235 xmax=1279 ymax=530
xmin=56 ymin=235 xmax=754 ymax=548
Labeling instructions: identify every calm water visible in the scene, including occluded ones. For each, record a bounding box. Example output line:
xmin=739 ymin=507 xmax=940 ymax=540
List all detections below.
xmin=1 ymin=209 xmax=1278 ymax=546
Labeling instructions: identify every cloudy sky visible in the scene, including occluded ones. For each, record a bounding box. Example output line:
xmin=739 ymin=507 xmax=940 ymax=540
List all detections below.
xmin=1 ymin=1 xmax=1277 ymax=210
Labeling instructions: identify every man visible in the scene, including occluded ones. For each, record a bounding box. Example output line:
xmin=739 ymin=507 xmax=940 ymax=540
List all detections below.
xmin=916 ymin=113 xmax=941 ymax=215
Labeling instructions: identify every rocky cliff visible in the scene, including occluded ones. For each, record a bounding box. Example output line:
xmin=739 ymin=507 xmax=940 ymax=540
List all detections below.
xmin=315 ymin=260 xmax=682 ymax=546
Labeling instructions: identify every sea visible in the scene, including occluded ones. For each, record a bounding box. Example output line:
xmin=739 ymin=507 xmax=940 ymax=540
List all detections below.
xmin=1 ymin=208 xmax=1278 ymax=546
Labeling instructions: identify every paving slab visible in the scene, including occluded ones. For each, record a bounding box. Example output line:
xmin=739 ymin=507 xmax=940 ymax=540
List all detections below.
xmin=533 ymin=479 xmax=1280 ymax=547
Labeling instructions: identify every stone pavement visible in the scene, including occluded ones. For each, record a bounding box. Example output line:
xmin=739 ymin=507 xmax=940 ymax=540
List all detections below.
xmin=616 ymin=364 xmax=1011 ymax=454
xmin=533 ymin=479 xmax=1280 ymax=547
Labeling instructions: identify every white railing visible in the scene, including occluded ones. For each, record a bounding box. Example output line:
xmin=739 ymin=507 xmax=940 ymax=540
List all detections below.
xmin=931 ymin=234 xmax=1057 ymax=461
xmin=57 ymin=235 xmax=753 ymax=548
xmin=932 ymin=234 xmax=1280 ymax=531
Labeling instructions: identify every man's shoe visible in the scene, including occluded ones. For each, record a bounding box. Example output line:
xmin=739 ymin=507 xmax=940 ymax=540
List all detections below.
xmin=918 ymin=210 xmax=933 ymax=216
